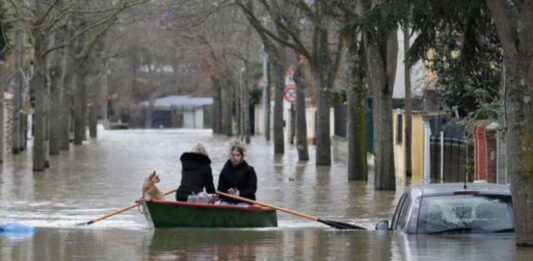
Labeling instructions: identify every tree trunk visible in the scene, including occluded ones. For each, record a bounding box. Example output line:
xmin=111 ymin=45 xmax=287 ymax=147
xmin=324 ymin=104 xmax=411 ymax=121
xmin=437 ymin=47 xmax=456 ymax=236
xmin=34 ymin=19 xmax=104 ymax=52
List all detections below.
xmin=264 ymin=52 xmax=271 ymax=141
xmin=89 ymin=69 xmax=99 ymax=138
xmin=89 ymin=101 xmax=97 ymax=138
xmin=271 ymin=45 xmax=286 ymax=154
xmin=293 ymin=57 xmax=309 ymax=161
xmin=31 ymin=29 xmax=49 ymax=171
xmin=49 ymin=61 xmax=63 ymax=155
xmin=60 ymin=57 xmax=72 ymax=151
xmin=236 ymin=71 xmax=242 ymax=137
xmin=12 ymin=25 xmax=24 ymax=154
xmin=366 ymin=29 xmax=397 ymax=190
xmin=345 ymin=31 xmax=368 ymax=181
xmin=403 ymin=26 xmax=412 ymax=178
xmin=243 ymin=66 xmax=251 ymax=143
xmin=221 ymin=78 xmax=233 ymax=136
xmin=288 ymin=105 xmax=295 ymax=144
xmin=212 ymin=77 xmax=223 ymax=134
xmin=0 ymin=62 xmax=4 ymax=163
xmin=311 ymin=25 xmax=337 ymax=166
xmin=312 ymin=68 xmax=332 ymax=165
xmin=101 ymin=64 xmax=109 ymax=129
xmin=504 ymin=61 xmax=533 ymax=247
xmin=73 ymin=59 xmax=88 ymax=145
xmin=487 ymin=0 xmax=533 ymax=247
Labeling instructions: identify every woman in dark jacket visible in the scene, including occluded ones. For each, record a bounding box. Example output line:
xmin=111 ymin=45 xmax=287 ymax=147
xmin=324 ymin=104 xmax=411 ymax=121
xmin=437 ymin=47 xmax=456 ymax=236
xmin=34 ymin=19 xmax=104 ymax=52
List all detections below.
xmin=175 ymin=143 xmax=216 ymax=201
xmin=217 ymin=140 xmax=257 ymax=205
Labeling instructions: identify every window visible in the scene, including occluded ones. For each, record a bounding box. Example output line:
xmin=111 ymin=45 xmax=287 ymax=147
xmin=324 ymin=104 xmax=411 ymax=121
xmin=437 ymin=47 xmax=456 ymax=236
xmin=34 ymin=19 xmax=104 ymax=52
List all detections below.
xmin=397 ymin=194 xmax=412 ymax=230
xmin=391 ymin=193 xmax=408 ymax=230
xmin=417 ymin=194 xmax=513 ymax=234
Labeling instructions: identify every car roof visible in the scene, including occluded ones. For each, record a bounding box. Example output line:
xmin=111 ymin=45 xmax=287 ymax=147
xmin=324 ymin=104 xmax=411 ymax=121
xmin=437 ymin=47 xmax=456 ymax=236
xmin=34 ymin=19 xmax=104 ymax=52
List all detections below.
xmin=409 ymin=183 xmax=511 ymax=197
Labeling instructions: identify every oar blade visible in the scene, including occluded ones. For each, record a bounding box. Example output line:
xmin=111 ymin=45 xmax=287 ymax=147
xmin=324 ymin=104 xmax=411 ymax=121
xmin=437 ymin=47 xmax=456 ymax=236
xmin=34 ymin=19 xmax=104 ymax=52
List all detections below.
xmin=75 ymin=220 xmax=94 ymax=226
xmin=317 ymin=219 xmax=366 ymax=230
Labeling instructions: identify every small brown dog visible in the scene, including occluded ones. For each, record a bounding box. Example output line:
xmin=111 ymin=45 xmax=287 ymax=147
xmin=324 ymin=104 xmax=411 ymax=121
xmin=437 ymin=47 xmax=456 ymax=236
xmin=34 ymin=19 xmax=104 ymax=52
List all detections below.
xmin=140 ymin=171 xmax=165 ymax=201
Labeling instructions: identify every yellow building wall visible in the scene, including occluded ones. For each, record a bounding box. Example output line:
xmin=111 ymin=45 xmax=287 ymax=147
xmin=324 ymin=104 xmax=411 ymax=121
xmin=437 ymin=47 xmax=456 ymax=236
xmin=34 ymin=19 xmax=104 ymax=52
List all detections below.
xmin=411 ymin=114 xmax=425 ymax=185
xmin=392 ymin=110 xmax=426 ymax=185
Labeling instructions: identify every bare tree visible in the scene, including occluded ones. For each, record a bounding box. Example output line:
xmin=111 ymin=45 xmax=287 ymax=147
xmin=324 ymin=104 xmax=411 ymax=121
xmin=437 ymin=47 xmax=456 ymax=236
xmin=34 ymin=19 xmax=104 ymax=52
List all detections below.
xmin=5 ymin=0 xmax=147 ymax=170
xmin=70 ymin=1 xmax=148 ymax=144
xmin=235 ymin=0 xmax=290 ymax=153
xmin=236 ymin=0 xmax=344 ymax=165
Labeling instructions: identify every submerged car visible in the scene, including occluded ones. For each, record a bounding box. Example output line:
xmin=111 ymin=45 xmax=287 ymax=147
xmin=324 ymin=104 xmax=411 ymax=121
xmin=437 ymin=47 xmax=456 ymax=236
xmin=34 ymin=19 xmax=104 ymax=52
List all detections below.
xmin=376 ymin=183 xmax=514 ymax=234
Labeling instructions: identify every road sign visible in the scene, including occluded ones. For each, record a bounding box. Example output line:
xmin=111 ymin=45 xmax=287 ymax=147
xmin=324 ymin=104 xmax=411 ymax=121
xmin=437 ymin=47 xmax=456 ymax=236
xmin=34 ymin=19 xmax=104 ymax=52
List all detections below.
xmin=284 ymin=84 xmax=296 ymax=104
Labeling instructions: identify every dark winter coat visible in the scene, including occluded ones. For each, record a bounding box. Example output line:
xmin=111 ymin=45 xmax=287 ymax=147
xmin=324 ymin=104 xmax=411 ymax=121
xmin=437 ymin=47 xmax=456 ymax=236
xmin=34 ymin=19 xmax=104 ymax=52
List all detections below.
xmin=217 ymin=160 xmax=257 ymax=203
xmin=175 ymin=152 xmax=215 ymax=201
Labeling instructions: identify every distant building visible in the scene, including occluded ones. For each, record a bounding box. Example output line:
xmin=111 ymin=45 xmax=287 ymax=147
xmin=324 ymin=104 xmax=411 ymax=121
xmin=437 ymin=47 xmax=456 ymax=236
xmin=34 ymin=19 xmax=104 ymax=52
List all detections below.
xmin=139 ymin=95 xmax=212 ymax=129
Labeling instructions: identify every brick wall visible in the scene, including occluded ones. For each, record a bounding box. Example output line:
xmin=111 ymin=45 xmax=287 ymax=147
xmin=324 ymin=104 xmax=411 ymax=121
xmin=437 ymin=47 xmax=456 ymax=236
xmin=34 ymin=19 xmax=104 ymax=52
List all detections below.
xmin=474 ymin=122 xmax=497 ymax=183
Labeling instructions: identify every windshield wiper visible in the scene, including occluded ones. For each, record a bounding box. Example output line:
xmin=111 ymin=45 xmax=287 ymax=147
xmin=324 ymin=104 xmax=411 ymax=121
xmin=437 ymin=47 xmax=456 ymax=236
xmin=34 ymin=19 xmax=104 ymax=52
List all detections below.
xmin=427 ymin=227 xmax=473 ymax=234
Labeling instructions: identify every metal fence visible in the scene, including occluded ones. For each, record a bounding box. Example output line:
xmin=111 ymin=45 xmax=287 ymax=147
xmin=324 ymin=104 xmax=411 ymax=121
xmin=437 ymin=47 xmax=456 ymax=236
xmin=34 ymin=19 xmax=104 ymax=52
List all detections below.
xmin=429 ymin=136 xmax=474 ymax=183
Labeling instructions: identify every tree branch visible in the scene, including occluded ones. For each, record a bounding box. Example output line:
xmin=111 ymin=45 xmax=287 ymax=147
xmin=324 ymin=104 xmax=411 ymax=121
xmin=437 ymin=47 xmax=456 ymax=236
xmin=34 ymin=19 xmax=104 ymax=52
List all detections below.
xmin=75 ymin=17 xmax=116 ymax=60
xmin=43 ymin=1 xmax=138 ymax=57
xmin=36 ymin=0 xmax=61 ymax=26
xmin=234 ymin=1 xmax=301 ymax=53
xmin=47 ymin=0 xmax=85 ymax=32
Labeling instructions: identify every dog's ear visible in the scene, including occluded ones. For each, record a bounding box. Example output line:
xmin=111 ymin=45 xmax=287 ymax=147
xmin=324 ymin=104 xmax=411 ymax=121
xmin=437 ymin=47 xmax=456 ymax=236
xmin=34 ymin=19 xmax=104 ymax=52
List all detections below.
xmin=149 ymin=171 xmax=156 ymax=178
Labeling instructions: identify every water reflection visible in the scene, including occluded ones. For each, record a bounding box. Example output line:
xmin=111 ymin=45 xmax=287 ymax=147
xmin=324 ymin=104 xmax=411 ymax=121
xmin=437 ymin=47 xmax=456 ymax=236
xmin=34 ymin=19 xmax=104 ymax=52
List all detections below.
xmin=146 ymin=228 xmax=393 ymax=260
xmin=391 ymin=233 xmax=520 ymax=260
xmin=1 ymin=228 xmax=150 ymax=260
xmin=2 ymin=227 xmax=531 ymax=260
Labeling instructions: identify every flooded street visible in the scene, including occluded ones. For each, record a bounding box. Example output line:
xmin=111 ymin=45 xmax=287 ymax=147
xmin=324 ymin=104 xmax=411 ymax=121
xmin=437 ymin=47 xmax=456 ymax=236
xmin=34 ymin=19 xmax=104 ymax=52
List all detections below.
xmin=1 ymin=129 xmax=531 ymax=260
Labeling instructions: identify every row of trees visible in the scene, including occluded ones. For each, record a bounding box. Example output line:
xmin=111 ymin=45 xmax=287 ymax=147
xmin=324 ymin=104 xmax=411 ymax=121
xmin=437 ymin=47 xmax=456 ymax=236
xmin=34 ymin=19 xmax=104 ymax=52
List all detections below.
xmin=175 ymin=0 xmax=531 ymax=246
xmin=0 ymin=0 xmax=149 ymax=170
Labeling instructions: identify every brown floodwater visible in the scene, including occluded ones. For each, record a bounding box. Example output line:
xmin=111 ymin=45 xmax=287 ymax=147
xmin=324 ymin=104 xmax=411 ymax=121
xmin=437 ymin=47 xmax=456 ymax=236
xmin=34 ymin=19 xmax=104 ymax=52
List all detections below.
xmin=1 ymin=129 xmax=532 ymax=260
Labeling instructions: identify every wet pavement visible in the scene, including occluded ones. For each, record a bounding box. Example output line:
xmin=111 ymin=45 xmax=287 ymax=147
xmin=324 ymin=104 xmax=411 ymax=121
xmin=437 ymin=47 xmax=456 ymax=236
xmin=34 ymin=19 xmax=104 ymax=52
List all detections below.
xmin=1 ymin=129 xmax=531 ymax=260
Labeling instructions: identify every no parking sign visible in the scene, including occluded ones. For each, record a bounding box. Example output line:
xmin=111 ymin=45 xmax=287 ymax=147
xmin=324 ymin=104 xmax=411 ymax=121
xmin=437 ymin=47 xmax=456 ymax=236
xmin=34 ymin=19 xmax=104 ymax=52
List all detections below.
xmin=283 ymin=85 xmax=296 ymax=104
xmin=284 ymin=66 xmax=297 ymax=104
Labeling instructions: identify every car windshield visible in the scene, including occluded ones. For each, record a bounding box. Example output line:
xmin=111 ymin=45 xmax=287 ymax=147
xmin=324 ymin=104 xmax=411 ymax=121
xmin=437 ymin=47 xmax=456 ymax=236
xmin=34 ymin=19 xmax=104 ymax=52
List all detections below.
xmin=417 ymin=194 xmax=513 ymax=234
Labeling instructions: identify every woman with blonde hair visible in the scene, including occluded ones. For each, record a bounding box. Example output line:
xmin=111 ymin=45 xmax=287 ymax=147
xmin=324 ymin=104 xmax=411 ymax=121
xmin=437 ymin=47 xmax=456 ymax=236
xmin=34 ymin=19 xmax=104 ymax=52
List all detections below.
xmin=175 ymin=143 xmax=215 ymax=201
xmin=217 ymin=139 xmax=257 ymax=205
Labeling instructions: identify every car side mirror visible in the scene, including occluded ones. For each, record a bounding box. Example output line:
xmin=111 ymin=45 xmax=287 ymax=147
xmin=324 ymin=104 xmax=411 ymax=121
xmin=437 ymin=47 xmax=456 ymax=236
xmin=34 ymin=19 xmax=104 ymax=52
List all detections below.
xmin=375 ymin=220 xmax=389 ymax=230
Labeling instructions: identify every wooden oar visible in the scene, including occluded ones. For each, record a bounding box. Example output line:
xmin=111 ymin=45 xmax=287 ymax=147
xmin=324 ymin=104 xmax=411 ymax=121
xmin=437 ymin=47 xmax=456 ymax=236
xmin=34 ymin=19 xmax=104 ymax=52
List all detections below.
xmin=216 ymin=191 xmax=366 ymax=230
xmin=77 ymin=188 xmax=178 ymax=226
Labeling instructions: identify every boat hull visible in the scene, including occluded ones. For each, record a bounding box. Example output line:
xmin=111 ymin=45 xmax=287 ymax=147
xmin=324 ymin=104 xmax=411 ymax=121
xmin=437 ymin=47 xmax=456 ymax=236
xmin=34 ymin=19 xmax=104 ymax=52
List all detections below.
xmin=144 ymin=200 xmax=277 ymax=228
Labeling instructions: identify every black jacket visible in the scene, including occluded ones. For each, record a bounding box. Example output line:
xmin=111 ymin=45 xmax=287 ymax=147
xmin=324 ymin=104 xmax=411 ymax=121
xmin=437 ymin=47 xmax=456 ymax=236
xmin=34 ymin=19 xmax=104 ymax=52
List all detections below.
xmin=175 ymin=152 xmax=215 ymax=201
xmin=217 ymin=160 xmax=257 ymax=203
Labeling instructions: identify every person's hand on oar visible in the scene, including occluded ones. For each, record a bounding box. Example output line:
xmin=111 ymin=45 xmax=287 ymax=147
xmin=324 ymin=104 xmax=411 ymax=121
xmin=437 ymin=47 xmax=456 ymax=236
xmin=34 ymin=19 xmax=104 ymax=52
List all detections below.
xmin=216 ymin=191 xmax=366 ymax=230
xmin=135 ymin=198 xmax=147 ymax=204
xmin=227 ymin=188 xmax=240 ymax=196
xmin=77 ymin=188 xmax=177 ymax=226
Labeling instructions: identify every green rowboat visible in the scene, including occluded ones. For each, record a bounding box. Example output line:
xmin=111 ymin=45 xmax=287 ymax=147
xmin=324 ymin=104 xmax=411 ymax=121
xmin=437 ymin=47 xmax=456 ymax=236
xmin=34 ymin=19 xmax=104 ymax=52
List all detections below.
xmin=143 ymin=200 xmax=278 ymax=228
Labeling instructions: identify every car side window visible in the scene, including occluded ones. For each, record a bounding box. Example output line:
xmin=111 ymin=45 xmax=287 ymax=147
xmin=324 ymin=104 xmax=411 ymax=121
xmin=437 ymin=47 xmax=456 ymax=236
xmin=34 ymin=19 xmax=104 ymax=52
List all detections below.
xmin=391 ymin=193 xmax=408 ymax=230
xmin=397 ymin=195 xmax=412 ymax=230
